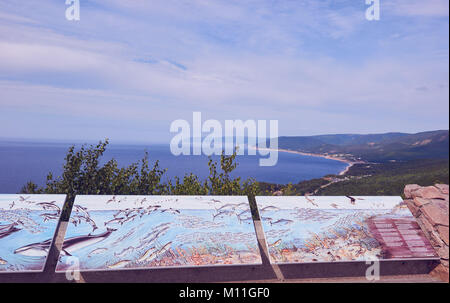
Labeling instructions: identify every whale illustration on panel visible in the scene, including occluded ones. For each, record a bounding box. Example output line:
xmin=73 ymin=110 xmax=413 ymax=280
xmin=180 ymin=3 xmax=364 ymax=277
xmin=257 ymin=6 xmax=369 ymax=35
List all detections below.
xmin=56 ymin=195 xmax=262 ymax=271
xmin=0 ymin=194 xmax=66 ymax=273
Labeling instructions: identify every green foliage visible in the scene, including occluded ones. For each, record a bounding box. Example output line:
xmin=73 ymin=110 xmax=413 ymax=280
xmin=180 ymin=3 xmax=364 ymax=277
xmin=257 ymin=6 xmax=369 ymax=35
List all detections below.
xmin=167 ymin=174 xmax=208 ymax=196
xmin=282 ymin=183 xmax=296 ymax=195
xmin=22 ymin=139 xmax=446 ymax=221
xmin=318 ymin=159 xmax=449 ymax=197
xmin=261 ymin=158 xmax=449 ymax=197
xmin=258 ymin=178 xmax=329 ymax=196
xmin=276 ymin=130 xmax=449 ymax=162
xmin=21 ymin=139 xmax=259 ymax=220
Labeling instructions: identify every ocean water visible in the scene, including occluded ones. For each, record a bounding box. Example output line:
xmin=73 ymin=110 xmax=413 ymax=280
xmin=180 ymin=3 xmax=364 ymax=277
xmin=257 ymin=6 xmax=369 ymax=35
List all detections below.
xmin=0 ymin=140 xmax=347 ymax=193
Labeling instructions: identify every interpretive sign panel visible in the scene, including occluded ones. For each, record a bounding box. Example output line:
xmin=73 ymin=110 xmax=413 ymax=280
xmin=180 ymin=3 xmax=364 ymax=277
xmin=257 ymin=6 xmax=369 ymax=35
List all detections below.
xmin=0 ymin=194 xmax=66 ymax=272
xmin=56 ymin=195 xmax=262 ymax=271
xmin=255 ymin=196 xmax=438 ymax=264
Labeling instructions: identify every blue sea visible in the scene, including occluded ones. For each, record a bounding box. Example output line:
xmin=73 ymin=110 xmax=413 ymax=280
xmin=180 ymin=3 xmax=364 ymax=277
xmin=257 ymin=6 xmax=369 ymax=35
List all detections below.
xmin=0 ymin=140 xmax=347 ymax=193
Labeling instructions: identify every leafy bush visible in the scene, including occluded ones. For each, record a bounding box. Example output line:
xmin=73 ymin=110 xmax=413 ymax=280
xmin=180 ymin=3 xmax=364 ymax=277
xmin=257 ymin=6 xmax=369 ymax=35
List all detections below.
xmin=21 ymin=139 xmax=259 ymax=220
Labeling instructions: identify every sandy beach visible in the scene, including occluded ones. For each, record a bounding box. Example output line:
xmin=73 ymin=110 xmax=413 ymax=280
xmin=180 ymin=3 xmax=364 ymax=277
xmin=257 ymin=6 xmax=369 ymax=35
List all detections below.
xmin=253 ymin=147 xmax=357 ymax=176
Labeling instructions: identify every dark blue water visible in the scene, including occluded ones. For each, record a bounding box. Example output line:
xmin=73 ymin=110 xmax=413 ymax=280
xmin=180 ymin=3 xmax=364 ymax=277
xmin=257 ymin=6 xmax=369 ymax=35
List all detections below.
xmin=0 ymin=140 xmax=347 ymax=193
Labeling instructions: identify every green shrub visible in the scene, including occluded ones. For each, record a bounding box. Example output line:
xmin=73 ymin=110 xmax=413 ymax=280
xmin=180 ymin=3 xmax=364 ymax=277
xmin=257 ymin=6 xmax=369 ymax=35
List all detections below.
xmin=21 ymin=139 xmax=259 ymax=220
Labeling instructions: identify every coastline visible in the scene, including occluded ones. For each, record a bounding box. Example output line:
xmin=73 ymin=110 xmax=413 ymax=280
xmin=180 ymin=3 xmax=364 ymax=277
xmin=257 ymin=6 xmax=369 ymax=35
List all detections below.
xmin=253 ymin=147 xmax=356 ymax=176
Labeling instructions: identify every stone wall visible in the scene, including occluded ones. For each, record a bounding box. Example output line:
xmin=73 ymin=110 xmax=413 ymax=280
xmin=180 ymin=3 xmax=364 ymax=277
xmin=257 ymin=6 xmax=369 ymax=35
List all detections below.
xmin=404 ymin=184 xmax=449 ymax=282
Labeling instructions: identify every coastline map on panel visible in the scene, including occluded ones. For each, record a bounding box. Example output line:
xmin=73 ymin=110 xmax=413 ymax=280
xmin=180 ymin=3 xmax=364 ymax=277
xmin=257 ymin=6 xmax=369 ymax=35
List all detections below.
xmin=56 ymin=195 xmax=262 ymax=271
xmin=255 ymin=196 xmax=438 ymax=264
xmin=0 ymin=194 xmax=66 ymax=272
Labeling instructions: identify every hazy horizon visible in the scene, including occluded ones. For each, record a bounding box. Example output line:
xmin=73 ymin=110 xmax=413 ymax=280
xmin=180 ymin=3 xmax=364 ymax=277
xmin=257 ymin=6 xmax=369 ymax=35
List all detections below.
xmin=0 ymin=128 xmax=448 ymax=146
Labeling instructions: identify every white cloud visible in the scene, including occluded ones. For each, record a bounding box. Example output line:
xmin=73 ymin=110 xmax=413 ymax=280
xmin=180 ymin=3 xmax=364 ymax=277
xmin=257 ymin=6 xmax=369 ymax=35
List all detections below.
xmin=0 ymin=11 xmax=37 ymax=24
xmin=387 ymin=0 xmax=449 ymax=17
xmin=0 ymin=0 xmax=448 ymax=140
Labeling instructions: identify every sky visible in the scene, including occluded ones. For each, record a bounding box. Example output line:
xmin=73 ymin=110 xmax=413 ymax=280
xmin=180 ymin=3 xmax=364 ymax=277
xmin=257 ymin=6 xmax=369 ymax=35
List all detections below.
xmin=0 ymin=0 xmax=448 ymax=143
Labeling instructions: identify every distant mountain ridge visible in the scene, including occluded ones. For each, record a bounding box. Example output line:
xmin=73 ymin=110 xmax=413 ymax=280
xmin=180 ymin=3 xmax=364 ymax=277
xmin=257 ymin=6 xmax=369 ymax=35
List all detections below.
xmin=270 ymin=130 xmax=449 ymax=162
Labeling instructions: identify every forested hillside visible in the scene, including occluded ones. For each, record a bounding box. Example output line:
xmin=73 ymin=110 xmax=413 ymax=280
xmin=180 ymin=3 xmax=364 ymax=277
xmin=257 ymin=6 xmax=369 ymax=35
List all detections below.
xmin=273 ymin=130 xmax=449 ymax=162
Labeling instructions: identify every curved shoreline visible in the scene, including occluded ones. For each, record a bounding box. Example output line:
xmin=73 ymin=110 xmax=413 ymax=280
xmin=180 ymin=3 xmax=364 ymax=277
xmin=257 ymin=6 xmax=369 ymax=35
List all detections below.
xmin=253 ymin=147 xmax=356 ymax=176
